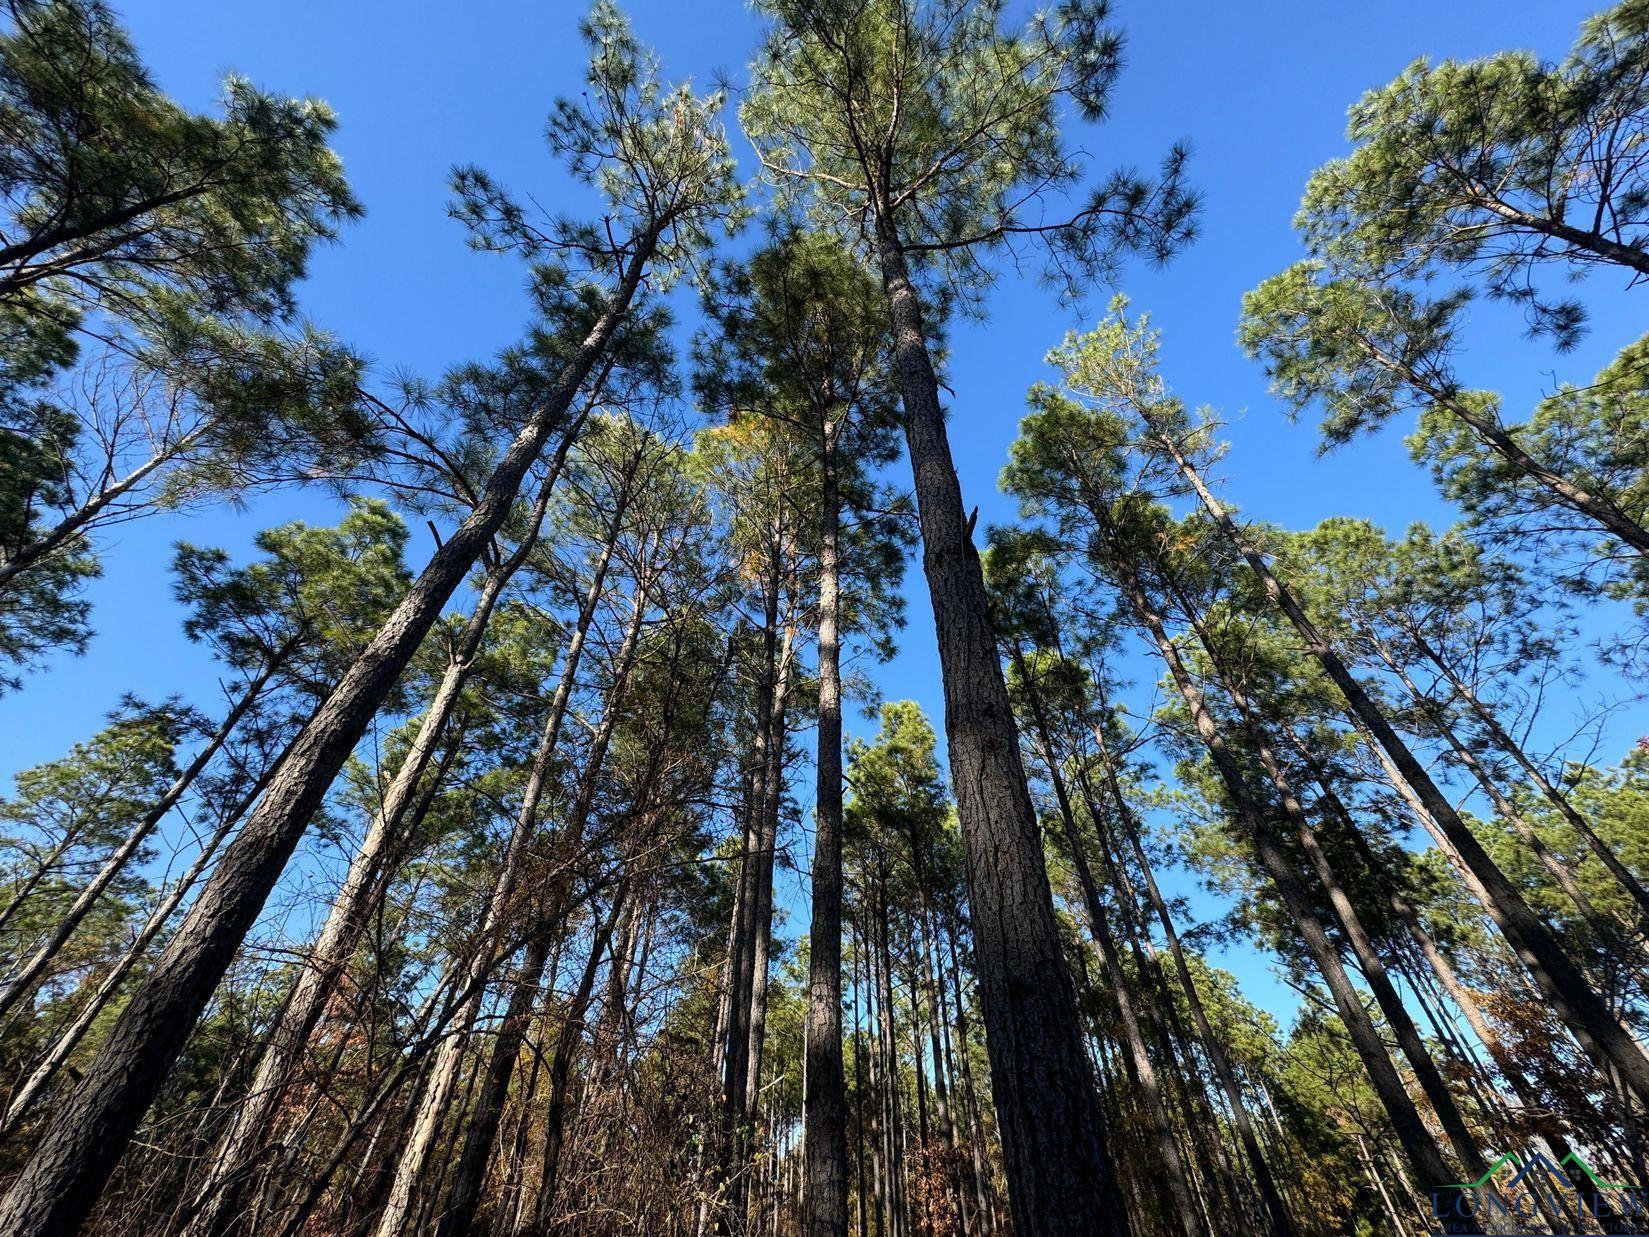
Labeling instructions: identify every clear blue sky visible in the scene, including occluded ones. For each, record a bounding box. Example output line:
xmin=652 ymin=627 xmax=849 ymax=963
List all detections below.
xmin=2 ymin=0 xmax=1640 ymax=1021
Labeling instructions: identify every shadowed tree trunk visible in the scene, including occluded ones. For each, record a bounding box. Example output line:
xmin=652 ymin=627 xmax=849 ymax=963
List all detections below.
xmin=744 ymin=617 xmax=795 ymax=1117
xmin=1011 ymin=643 xmax=1203 ymax=1237
xmin=0 ymin=734 xmax=292 ymax=1146
xmin=872 ymin=211 xmax=1126 ymax=1237
xmin=1368 ymin=635 xmax=1642 ymax=958
xmin=1150 ymin=422 xmax=1649 ymax=1105
xmin=0 ymin=224 xmax=660 ymax=1237
xmin=531 ymin=885 xmax=630 ymax=1231
xmin=804 ymin=421 xmax=849 ymax=1237
xmin=1160 ymin=570 xmax=1493 ymax=1189
xmin=0 ymin=641 xmax=294 ymax=1026
xmin=1403 ymin=624 xmax=1649 ymax=923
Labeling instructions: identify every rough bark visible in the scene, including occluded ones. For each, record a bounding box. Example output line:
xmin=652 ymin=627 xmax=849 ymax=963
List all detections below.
xmin=0 ymin=739 xmax=286 ymax=1144
xmin=432 ymin=565 xmax=656 ymax=1237
xmin=1166 ymin=583 xmax=1491 ymax=1186
xmin=531 ymin=887 xmax=629 ymax=1230
xmin=0 ymin=230 xmax=657 ymax=1237
xmin=1405 ymin=626 xmax=1649 ymax=923
xmin=803 ymin=425 xmax=849 ymax=1237
xmin=372 ymin=565 xmax=650 ymax=1237
xmin=872 ymin=210 xmax=1124 ymax=1237
xmin=1013 ymin=646 xmax=1203 ymax=1237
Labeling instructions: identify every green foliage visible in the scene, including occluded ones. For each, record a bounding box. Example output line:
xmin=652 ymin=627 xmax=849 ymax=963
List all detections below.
xmin=1238 ymin=262 xmax=1465 ymax=448
xmin=0 ymin=0 xmax=377 ymax=688
xmin=743 ymin=0 xmax=1196 ymax=309
xmin=694 ymin=229 xmax=913 ymax=662
xmin=449 ymin=0 xmax=745 ymax=292
xmin=0 ymin=701 xmax=182 ymax=983
xmin=0 ymin=0 xmax=365 ymax=419
xmin=0 ymin=0 xmax=359 ymax=322
xmin=171 ymin=497 xmax=412 ymax=699
xmin=1241 ymin=4 xmax=1649 ymax=623
xmin=845 ymin=701 xmax=953 ymax=861
xmin=0 ymin=399 xmax=95 ymax=686
xmin=1294 ymin=0 xmax=1649 ymax=343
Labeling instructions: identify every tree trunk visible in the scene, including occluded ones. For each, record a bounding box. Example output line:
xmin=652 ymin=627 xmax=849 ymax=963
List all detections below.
xmin=0 ymin=223 xmax=661 ymax=1237
xmin=1166 ymin=585 xmax=1492 ymax=1187
xmin=1406 ymin=626 xmax=1649 ymax=923
xmin=1295 ymin=751 xmax=1563 ymax=1139
xmin=1368 ymin=635 xmax=1637 ymax=959
xmin=0 ymin=736 xmax=287 ymax=1144
xmin=186 ymin=453 xmax=584 ymax=1236
xmin=432 ymin=572 xmax=656 ymax=1237
xmin=0 ymin=645 xmax=289 ymax=1025
xmin=871 ymin=208 xmax=1124 ymax=1237
xmin=873 ymin=869 xmax=906 ymax=1237
xmin=744 ymin=620 xmax=795 ymax=1113
xmin=853 ymin=933 xmax=870 ymax=1237
xmin=804 ymin=424 xmax=850 ymax=1237
xmin=533 ymin=887 xmax=630 ymax=1231
xmin=1012 ymin=645 xmax=1203 ymax=1237
xmin=719 ymin=540 xmax=790 ymax=1231
xmin=1151 ymin=422 xmax=1649 ymax=1105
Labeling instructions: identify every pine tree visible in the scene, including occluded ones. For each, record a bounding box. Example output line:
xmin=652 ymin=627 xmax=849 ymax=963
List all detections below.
xmin=0 ymin=8 xmax=742 ymax=1232
xmin=743 ymin=5 xmax=1195 ymax=1226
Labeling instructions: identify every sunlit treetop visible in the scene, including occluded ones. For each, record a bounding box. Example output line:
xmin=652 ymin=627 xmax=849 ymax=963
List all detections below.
xmin=1294 ymin=0 xmax=1649 ymax=347
xmin=448 ymin=0 xmax=747 ymax=295
xmin=741 ymin=0 xmax=1197 ymax=311
xmin=0 ymin=0 xmax=361 ymax=345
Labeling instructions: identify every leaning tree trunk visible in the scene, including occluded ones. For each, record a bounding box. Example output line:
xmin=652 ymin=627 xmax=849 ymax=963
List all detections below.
xmin=803 ymin=423 xmax=849 ymax=1237
xmin=532 ymin=886 xmax=630 ymax=1231
xmin=1358 ymin=348 xmax=1649 ymax=556
xmin=872 ymin=208 xmax=1125 ymax=1237
xmin=0 ymin=734 xmax=289 ymax=1145
xmin=1302 ymin=757 xmax=1559 ymax=1131
xmin=185 ymin=444 xmax=588 ymax=1237
xmin=0 ymin=226 xmax=661 ymax=1237
xmin=432 ymin=577 xmax=656 ymax=1237
xmin=373 ymin=565 xmax=651 ymax=1237
xmin=1083 ymin=714 xmax=1296 ymax=1237
xmin=1404 ymin=624 xmax=1649 ymax=923
xmin=0 ymin=643 xmax=290 ymax=1026
xmin=744 ymin=618 xmax=795 ymax=1108
xmin=1098 ymin=523 xmax=1459 ymax=1200
xmin=718 ymin=539 xmax=785 ymax=1229
xmin=1165 ymin=574 xmax=1493 ymax=1187
xmin=1012 ymin=645 xmax=1204 ymax=1237
xmin=1150 ymin=423 xmax=1649 ymax=1105
xmin=1369 ymin=635 xmax=1643 ymax=959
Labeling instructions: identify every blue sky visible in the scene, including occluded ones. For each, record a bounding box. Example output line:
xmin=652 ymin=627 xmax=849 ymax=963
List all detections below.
xmin=2 ymin=0 xmax=1641 ymax=1022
